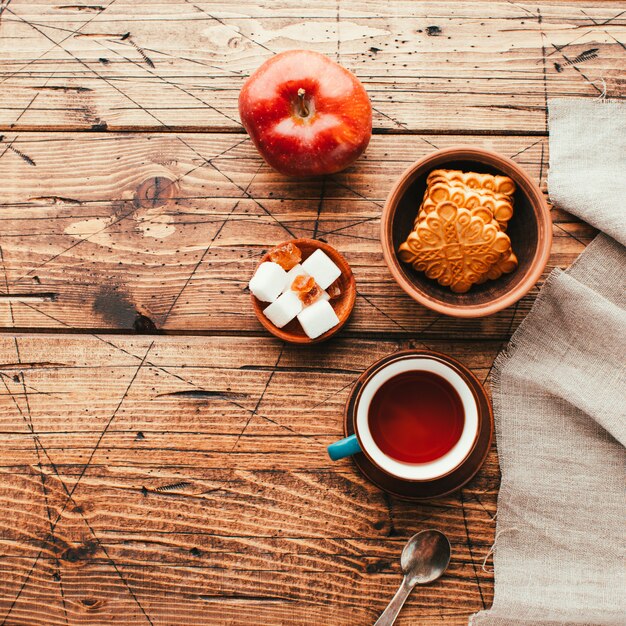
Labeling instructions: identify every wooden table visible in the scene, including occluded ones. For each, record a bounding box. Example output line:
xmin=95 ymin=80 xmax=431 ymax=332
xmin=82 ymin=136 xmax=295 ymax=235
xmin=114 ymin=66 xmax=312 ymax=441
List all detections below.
xmin=0 ymin=1 xmax=623 ymax=624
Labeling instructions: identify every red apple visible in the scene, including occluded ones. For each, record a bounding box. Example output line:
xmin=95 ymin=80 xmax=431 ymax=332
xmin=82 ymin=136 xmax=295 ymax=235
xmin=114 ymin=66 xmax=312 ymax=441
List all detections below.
xmin=238 ymin=50 xmax=372 ymax=177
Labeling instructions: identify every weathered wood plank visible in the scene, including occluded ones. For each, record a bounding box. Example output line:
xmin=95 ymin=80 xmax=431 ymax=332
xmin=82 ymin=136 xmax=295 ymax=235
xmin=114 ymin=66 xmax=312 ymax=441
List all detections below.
xmin=0 ymin=132 xmax=595 ymax=336
xmin=1 ymin=3 xmax=618 ymax=624
xmin=0 ymin=334 xmax=497 ymax=625
xmin=0 ymin=1 xmax=624 ymax=132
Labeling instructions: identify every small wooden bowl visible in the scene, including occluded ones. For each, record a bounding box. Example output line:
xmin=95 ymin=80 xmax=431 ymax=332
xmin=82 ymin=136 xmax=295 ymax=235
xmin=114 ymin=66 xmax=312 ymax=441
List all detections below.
xmin=251 ymin=238 xmax=356 ymax=344
xmin=381 ymin=147 xmax=552 ymax=318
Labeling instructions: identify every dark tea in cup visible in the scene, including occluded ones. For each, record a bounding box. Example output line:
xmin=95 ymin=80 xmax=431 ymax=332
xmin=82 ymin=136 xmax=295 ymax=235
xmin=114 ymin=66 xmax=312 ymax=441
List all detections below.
xmin=368 ymin=370 xmax=464 ymax=463
xmin=327 ymin=353 xmax=480 ymax=482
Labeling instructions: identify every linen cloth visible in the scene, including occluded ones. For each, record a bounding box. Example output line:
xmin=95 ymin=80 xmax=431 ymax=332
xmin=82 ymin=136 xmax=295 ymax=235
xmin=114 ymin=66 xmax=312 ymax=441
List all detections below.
xmin=470 ymin=98 xmax=626 ymax=625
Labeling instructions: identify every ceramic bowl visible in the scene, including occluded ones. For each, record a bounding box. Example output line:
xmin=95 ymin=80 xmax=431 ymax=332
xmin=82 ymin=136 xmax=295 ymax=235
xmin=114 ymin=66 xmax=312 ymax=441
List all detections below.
xmin=381 ymin=146 xmax=552 ymax=318
xmin=251 ymin=238 xmax=356 ymax=344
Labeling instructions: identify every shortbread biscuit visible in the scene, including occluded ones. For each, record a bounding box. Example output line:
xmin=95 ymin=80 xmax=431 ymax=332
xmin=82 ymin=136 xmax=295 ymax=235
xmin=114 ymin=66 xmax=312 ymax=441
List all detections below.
xmin=475 ymin=251 xmax=519 ymax=284
xmin=417 ymin=183 xmax=514 ymax=230
xmin=398 ymin=201 xmax=513 ymax=293
xmin=415 ymin=199 xmax=518 ymax=284
xmin=427 ymin=169 xmax=516 ymax=196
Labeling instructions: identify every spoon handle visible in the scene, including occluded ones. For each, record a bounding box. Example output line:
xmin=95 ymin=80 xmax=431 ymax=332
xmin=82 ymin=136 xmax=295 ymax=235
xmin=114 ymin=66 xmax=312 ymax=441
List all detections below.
xmin=373 ymin=576 xmax=413 ymax=626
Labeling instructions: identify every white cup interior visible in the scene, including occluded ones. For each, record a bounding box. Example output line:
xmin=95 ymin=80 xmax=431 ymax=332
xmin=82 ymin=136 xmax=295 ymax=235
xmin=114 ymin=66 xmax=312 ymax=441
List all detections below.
xmin=355 ymin=357 xmax=478 ymax=481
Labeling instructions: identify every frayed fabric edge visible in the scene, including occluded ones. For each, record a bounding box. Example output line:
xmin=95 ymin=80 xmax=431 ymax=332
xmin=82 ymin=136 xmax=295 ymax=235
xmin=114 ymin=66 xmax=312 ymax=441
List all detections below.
xmin=468 ymin=266 xmax=567 ymax=625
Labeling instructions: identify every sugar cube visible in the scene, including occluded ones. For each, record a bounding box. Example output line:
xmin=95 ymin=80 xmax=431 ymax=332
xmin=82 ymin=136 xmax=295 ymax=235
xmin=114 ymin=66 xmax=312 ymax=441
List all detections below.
xmin=282 ymin=264 xmax=309 ymax=293
xmin=263 ymin=290 xmax=303 ymax=328
xmin=301 ymin=249 xmax=342 ymax=290
xmin=249 ymin=262 xmax=288 ymax=302
xmin=297 ymin=298 xmax=340 ymax=339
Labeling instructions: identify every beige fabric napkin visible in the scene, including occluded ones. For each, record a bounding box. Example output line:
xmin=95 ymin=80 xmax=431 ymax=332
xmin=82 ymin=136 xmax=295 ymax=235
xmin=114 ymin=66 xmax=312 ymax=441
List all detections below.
xmin=470 ymin=99 xmax=626 ymax=625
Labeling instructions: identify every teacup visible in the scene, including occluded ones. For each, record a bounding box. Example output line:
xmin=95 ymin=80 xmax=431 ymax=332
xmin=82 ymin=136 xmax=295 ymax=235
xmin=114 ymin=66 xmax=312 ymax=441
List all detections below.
xmin=327 ymin=353 xmax=480 ymax=482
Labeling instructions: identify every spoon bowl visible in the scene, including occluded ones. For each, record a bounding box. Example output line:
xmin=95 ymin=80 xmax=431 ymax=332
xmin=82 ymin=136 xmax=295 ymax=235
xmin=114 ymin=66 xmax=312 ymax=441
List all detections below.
xmin=402 ymin=529 xmax=451 ymax=586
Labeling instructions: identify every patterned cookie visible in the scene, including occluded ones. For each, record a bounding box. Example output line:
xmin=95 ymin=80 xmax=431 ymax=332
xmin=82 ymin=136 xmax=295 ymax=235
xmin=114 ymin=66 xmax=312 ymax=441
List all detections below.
xmin=398 ymin=201 xmax=513 ymax=293
xmin=475 ymin=251 xmax=519 ymax=284
xmin=427 ymin=169 xmax=517 ymax=196
xmin=417 ymin=182 xmax=514 ymax=230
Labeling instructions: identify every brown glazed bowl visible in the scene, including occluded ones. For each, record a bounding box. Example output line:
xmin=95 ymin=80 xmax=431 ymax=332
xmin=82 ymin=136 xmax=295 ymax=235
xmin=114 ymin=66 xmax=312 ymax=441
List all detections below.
xmin=251 ymin=238 xmax=356 ymax=344
xmin=381 ymin=147 xmax=552 ymax=318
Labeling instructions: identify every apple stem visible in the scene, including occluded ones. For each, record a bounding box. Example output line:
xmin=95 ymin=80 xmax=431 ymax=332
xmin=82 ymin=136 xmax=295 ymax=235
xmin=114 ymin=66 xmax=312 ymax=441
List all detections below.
xmin=297 ymin=88 xmax=310 ymax=117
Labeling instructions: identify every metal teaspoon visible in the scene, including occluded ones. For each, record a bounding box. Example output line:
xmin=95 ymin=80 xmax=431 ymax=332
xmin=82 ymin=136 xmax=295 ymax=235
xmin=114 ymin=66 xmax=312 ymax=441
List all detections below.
xmin=373 ymin=529 xmax=451 ymax=626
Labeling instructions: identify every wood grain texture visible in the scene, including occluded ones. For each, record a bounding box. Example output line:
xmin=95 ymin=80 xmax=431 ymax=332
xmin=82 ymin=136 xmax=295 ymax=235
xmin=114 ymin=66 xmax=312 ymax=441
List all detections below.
xmin=0 ymin=334 xmax=497 ymax=625
xmin=0 ymin=1 xmax=624 ymax=132
xmin=0 ymin=132 xmax=596 ymax=336
xmin=0 ymin=1 xmax=622 ymax=624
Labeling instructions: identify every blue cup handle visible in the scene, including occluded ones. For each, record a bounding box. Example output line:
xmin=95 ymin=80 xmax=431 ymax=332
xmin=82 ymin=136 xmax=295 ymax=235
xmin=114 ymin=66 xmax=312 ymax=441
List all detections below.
xmin=327 ymin=434 xmax=362 ymax=461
